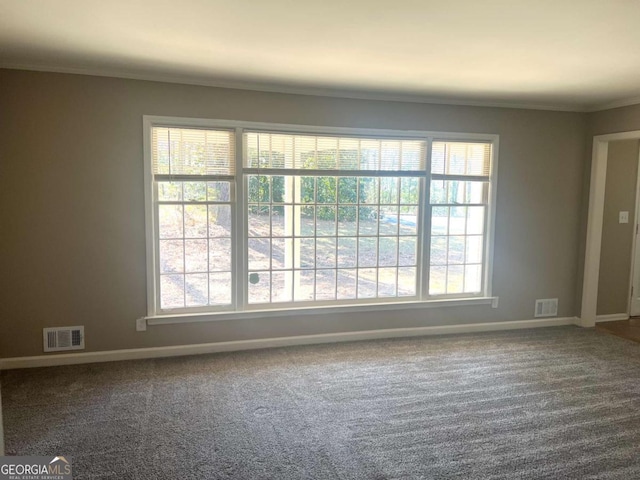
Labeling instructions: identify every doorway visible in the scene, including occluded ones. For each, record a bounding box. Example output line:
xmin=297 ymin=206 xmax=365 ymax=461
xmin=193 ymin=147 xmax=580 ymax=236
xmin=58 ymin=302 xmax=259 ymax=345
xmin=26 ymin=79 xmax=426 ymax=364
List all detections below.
xmin=582 ymin=130 xmax=640 ymax=327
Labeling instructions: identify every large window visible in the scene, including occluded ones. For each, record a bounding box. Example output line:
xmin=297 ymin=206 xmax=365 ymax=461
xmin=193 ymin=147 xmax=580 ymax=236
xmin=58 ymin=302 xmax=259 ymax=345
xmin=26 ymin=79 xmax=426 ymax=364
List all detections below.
xmin=145 ymin=118 xmax=497 ymax=316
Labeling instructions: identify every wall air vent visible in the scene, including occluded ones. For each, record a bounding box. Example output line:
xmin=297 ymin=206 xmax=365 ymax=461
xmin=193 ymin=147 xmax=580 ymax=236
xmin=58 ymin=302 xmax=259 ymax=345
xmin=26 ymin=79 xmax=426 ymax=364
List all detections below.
xmin=534 ymin=299 xmax=558 ymax=318
xmin=43 ymin=326 xmax=85 ymax=352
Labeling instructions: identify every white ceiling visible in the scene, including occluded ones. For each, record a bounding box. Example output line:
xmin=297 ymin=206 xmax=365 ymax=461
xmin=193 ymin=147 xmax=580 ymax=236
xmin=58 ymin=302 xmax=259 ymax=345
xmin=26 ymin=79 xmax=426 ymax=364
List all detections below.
xmin=1 ymin=0 xmax=640 ymax=111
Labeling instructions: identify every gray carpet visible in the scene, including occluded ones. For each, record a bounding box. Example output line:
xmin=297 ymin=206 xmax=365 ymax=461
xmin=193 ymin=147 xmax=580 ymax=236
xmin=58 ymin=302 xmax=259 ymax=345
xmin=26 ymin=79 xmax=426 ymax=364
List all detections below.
xmin=3 ymin=326 xmax=640 ymax=479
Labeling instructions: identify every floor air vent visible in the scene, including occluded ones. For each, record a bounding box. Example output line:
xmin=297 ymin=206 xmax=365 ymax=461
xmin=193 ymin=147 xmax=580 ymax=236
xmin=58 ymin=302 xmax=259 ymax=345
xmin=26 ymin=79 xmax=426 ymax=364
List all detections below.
xmin=535 ymin=299 xmax=558 ymax=318
xmin=43 ymin=326 xmax=85 ymax=352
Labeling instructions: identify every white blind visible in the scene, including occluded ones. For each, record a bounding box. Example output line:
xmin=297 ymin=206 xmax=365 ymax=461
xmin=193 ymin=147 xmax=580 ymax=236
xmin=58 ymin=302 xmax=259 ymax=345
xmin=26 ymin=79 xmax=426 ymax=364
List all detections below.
xmin=431 ymin=141 xmax=492 ymax=177
xmin=245 ymin=132 xmax=426 ymax=171
xmin=152 ymin=127 xmax=235 ymax=176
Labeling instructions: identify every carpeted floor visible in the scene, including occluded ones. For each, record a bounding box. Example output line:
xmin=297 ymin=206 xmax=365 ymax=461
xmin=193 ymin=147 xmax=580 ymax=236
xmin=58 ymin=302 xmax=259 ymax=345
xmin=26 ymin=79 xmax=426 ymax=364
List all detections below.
xmin=3 ymin=326 xmax=640 ymax=479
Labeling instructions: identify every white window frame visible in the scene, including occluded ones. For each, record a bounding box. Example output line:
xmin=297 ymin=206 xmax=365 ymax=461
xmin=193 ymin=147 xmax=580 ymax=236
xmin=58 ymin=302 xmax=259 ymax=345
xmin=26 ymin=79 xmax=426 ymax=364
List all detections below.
xmin=143 ymin=116 xmax=499 ymax=322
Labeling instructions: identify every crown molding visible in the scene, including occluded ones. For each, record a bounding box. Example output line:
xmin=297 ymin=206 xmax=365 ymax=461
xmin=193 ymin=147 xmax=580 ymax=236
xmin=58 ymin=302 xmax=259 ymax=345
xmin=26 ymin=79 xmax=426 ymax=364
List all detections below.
xmin=587 ymin=95 xmax=640 ymax=113
xmin=0 ymin=62 xmax=585 ymax=113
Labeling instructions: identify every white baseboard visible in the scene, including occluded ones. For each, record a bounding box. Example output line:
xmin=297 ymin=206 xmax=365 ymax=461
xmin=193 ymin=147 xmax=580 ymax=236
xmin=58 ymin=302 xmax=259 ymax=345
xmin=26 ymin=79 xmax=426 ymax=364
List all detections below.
xmin=0 ymin=316 xmax=578 ymax=370
xmin=596 ymin=313 xmax=629 ymax=323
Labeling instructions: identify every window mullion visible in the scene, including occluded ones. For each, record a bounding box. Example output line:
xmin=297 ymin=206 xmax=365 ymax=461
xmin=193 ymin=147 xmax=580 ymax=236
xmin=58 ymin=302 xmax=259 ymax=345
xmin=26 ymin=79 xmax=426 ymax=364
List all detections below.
xmin=419 ymin=138 xmax=433 ymax=300
xmin=234 ymin=127 xmax=247 ymax=310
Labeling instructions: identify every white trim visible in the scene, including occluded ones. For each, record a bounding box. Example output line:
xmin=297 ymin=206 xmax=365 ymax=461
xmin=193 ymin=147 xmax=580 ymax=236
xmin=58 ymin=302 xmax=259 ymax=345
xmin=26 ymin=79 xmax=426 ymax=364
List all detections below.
xmin=0 ymin=317 xmax=577 ymax=370
xmin=143 ymin=117 xmax=157 ymax=316
xmin=581 ymin=138 xmax=609 ymax=327
xmin=582 ymin=130 xmax=640 ymax=328
xmin=595 ymin=313 xmax=629 ymax=323
xmin=485 ymin=139 xmax=499 ymax=297
xmin=147 ymin=297 xmax=499 ymax=326
xmin=588 ymin=96 xmax=640 ymax=113
xmin=629 ymin=145 xmax=640 ymax=316
xmin=0 ymin=64 xmax=584 ymax=113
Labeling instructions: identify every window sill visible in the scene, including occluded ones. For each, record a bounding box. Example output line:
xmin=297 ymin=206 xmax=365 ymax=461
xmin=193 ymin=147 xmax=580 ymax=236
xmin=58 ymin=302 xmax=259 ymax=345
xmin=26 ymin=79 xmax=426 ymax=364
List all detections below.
xmin=145 ymin=297 xmax=499 ymax=326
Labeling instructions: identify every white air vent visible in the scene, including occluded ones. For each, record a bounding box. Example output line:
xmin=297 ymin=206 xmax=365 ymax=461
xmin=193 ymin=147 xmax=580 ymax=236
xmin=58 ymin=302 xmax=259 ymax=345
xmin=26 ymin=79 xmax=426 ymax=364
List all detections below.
xmin=534 ymin=298 xmax=558 ymax=318
xmin=43 ymin=326 xmax=85 ymax=352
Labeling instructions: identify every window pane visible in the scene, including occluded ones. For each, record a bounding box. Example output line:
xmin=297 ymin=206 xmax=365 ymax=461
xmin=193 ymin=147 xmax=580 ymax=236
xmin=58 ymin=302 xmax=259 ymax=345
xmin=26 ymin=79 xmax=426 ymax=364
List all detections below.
xmin=272 ymin=238 xmax=292 ymax=270
xmin=464 ymin=265 xmax=482 ymax=293
xmin=248 ymin=271 xmax=271 ymax=303
xmin=430 ymin=236 xmax=447 ymax=266
xmin=379 ymin=206 xmax=398 ymax=235
xmin=316 ymin=269 xmax=336 ymax=300
xmin=248 ymin=206 xmax=270 ymax=237
xmin=380 ymin=177 xmax=399 ymax=204
xmin=338 ymin=177 xmax=358 ymax=204
xmin=447 ymin=265 xmax=464 ymax=294
xmin=160 ymin=274 xmax=185 ymax=309
xmin=295 ymin=238 xmax=315 ymax=269
xmin=294 ymin=270 xmax=315 ymax=301
xmin=316 ymin=238 xmax=337 ymax=268
xmin=158 ymin=182 xmax=183 ymax=201
xmin=186 ymin=274 xmax=208 ymax=306
xmin=247 ymin=175 xmax=271 ymax=203
xmin=467 ymin=206 xmax=485 ymax=235
xmin=185 ymin=239 xmax=208 ymax=272
xmin=429 ymin=266 xmax=446 ymax=295
xmin=271 ymin=205 xmax=290 ymax=237
xmin=447 ymin=236 xmax=466 ymax=265
xmin=316 ymin=206 xmax=336 ymax=236
xmin=208 ymin=205 xmax=231 ymax=237
xmin=359 ymin=207 xmax=379 ymax=235
xmin=248 ymin=238 xmax=270 ymax=270
xmin=207 ymin=182 xmax=231 ymax=202
xmin=359 ymin=178 xmax=379 ymax=204
xmin=184 ymin=182 xmax=207 ymax=202
xmin=337 ymin=269 xmax=357 ymax=299
xmin=431 ymin=207 xmax=448 ymax=235
xmin=295 ymin=206 xmax=315 ymax=236
xmin=398 ymin=267 xmax=416 ymax=296
xmin=338 ymin=237 xmax=357 ymax=268
xmin=316 ymin=177 xmax=336 ymax=203
xmin=400 ymin=177 xmax=419 ymax=205
xmin=159 ymin=205 xmax=183 ymax=239
xmin=466 ymin=236 xmax=483 ymax=264
xmin=209 ymin=238 xmax=231 ymax=271
xmin=159 ymin=240 xmax=183 ymax=274
xmin=399 ymin=206 xmax=418 ymax=236
xmin=399 ymin=237 xmax=417 ymax=266
xmin=338 ymin=207 xmax=358 ymax=235
xmin=379 ymin=237 xmax=398 ymax=267
xmin=377 ymin=268 xmax=397 ymax=297
xmin=357 ymin=268 xmax=377 ymax=299
xmin=358 ymin=238 xmax=377 ymax=267
xmin=209 ymin=272 xmax=231 ymax=305
xmin=184 ymin=205 xmax=207 ymax=238
xmin=449 ymin=207 xmax=466 ymax=235
xmin=272 ymin=271 xmax=293 ymax=303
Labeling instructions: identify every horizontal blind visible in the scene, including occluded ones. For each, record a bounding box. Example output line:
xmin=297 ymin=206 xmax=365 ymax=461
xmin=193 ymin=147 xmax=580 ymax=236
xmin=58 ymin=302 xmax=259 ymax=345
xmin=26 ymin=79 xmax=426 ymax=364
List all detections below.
xmin=245 ymin=132 xmax=426 ymax=171
xmin=431 ymin=141 xmax=491 ymax=177
xmin=152 ymin=127 xmax=235 ymax=176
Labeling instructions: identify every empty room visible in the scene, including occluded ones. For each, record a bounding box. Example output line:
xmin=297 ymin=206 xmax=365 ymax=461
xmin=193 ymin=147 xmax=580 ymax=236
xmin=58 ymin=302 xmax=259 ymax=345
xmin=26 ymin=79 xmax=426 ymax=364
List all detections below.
xmin=3 ymin=1 xmax=640 ymax=478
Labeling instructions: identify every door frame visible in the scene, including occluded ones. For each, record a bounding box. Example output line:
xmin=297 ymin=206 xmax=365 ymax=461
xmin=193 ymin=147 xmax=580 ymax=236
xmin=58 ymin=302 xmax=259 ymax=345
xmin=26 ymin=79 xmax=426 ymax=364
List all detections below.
xmin=582 ymin=130 xmax=640 ymax=327
xmin=628 ymin=146 xmax=640 ymax=317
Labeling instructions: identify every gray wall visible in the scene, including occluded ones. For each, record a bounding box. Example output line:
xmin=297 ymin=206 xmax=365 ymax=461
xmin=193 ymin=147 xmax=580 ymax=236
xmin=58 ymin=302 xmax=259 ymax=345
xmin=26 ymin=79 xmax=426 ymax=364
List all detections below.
xmin=597 ymin=140 xmax=639 ymax=315
xmin=0 ymin=69 xmax=587 ymax=358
